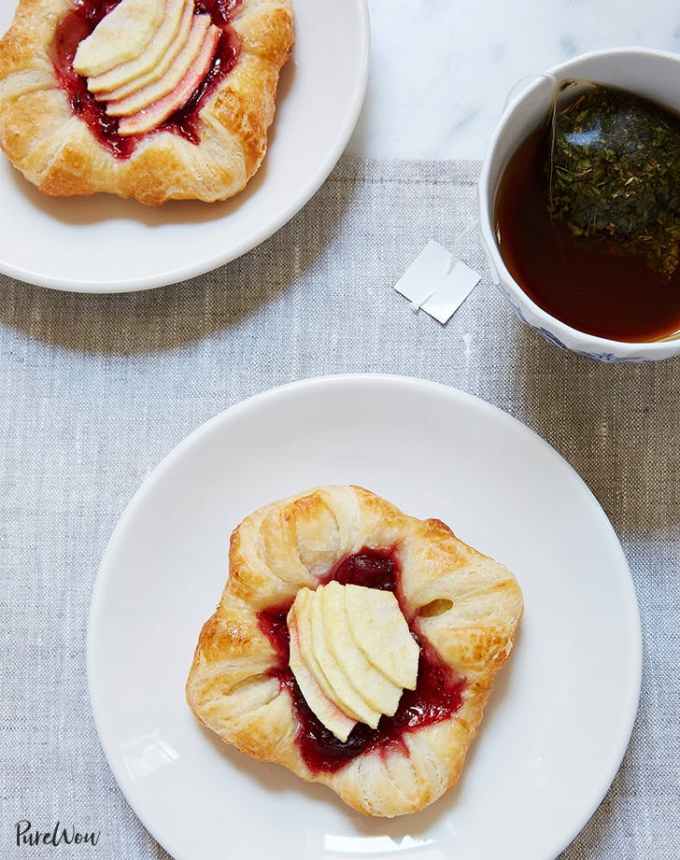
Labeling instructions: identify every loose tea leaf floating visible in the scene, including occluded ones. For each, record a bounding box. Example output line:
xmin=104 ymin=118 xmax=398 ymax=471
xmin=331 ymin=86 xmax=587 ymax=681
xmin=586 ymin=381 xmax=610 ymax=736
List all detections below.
xmin=547 ymin=81 xmax=680 ymax=276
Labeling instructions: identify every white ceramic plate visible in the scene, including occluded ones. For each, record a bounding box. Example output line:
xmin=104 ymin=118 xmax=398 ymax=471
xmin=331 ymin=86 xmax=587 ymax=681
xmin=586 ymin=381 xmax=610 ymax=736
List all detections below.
xmin=0 ymin=0 xmax=369 ymax=293
xmin=89 ymin=375 xmax=641 ymax=860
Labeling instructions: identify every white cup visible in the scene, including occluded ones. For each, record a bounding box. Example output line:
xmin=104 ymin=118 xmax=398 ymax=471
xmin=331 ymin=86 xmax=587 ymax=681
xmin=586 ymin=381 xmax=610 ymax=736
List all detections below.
xmin=479 ymin=47 xmax=680 ymax=362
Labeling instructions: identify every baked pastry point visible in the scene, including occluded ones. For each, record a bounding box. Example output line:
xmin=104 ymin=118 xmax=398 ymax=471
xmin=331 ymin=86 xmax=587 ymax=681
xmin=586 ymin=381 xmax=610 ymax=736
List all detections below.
xmin=186 ymin=486 xmax=524 ymax=817
xmin=0 ymin=0 xmax=293 ymax=204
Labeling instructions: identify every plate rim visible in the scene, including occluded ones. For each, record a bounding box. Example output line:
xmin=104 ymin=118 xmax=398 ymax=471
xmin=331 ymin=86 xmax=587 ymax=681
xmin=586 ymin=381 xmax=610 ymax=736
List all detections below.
xmin=0 ymin=0 xmax=370 ymax=295
xmin=88 ymin=373 xmax=642 ymax=860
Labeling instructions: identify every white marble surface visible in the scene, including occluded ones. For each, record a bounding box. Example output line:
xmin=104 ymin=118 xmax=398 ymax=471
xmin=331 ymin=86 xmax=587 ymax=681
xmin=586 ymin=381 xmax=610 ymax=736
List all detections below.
xmin=350 ymin=0 xmax=680 ymax=160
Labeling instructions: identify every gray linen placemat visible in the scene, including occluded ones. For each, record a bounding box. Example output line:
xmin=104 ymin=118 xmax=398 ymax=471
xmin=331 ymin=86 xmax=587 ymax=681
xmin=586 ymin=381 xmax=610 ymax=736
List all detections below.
xmin=1 ymin=156 xmax=678 ymax=860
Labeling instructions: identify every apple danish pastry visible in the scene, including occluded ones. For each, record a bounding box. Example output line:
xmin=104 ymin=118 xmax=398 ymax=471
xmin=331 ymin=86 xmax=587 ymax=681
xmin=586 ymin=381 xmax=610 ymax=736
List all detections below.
xmin=186 ymin=486 xmax=523 ymax=817
xmin=0 ymin=0 xmax=293 ymax=204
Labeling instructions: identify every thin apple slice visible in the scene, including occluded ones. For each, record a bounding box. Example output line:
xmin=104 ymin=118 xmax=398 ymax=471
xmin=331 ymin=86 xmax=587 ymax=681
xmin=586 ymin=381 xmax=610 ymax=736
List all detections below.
xmin=288 ymin=612 xmax=356 ymax=743
xmin=96 ymin=0 xmax=193 ymax=102
xmin=108 ymin=15 xmax=211 ymax=119
xmin=297 ymin=589 xmax=364 ymax=723
xmin=294 ymin=589 xmax=340 ymax=706
xmin=88 ymin=0 xmax=187 ymax=95
xmin=73 ymin=0 xmax=164 ymax=77
xmin=345 ymin=585 xmax=419 ymax=690
xmin=117 ymin=24 xmax=220 ymax=137
xmin=322 ymin=581 xmax=403 ymax=716
xmin=309 ymin=588 xmax=381 ymax=729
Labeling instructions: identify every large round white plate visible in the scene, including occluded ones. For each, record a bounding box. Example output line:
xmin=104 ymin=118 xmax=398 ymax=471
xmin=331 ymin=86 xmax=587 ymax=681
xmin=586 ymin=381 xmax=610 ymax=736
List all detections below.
xmin=89 ymin=375 xmax=641 ymax=860
xmin=0 ymin=0 xmax=368 ymax=293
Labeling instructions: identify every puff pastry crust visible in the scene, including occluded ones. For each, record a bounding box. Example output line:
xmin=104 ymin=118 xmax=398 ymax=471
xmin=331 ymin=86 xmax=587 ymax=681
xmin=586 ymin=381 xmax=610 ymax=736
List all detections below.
xmin=0 ymin=0 xmax=293 ymax=205
xmin=186 ymin=486 xmax=523 ymax=818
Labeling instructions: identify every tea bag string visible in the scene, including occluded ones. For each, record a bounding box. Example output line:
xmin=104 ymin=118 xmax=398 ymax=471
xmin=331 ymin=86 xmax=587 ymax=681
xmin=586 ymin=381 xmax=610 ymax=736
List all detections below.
xmin=501 ymin=73 xmax=560 ymax=214
xmin=451 ymin=214 xmax=479 ymax=264
xmin=502 ymin=72 xmax=559 ymax=115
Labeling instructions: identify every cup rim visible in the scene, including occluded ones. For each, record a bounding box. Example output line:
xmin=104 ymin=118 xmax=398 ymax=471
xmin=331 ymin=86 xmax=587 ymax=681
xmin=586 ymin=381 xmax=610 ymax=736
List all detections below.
xmin=478 ymin=45 xmax=680 ymax=355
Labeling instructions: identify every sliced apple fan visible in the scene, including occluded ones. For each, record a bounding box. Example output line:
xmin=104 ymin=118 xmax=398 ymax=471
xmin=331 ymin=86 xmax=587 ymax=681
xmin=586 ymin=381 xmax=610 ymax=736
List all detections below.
xmin=287 ymin=583 xmax=420 ymax=741
xmin=75 ymin=0 xmax=222 ymax=137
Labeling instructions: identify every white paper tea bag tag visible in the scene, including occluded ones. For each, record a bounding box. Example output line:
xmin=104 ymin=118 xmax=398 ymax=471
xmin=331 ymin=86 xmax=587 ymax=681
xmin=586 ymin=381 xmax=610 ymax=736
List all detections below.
xmin=394 ymin=240 xmax=452 ymax=309
xmin=394 ymin=240 xmax=481 ymax=324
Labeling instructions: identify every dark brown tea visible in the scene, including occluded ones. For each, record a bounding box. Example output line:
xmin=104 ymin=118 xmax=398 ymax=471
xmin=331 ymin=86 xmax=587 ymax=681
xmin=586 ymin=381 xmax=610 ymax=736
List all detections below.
xmin=494 ymin=88 xmax=680 ymax=342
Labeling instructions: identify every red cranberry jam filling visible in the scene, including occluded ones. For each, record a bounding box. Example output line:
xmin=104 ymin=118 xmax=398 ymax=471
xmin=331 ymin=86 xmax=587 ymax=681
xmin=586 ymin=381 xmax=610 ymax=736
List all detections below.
xmin=258 ymin=548 xmax=466 ymax=775
xmin=52 ymin=0 xmax=242 ymax=159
